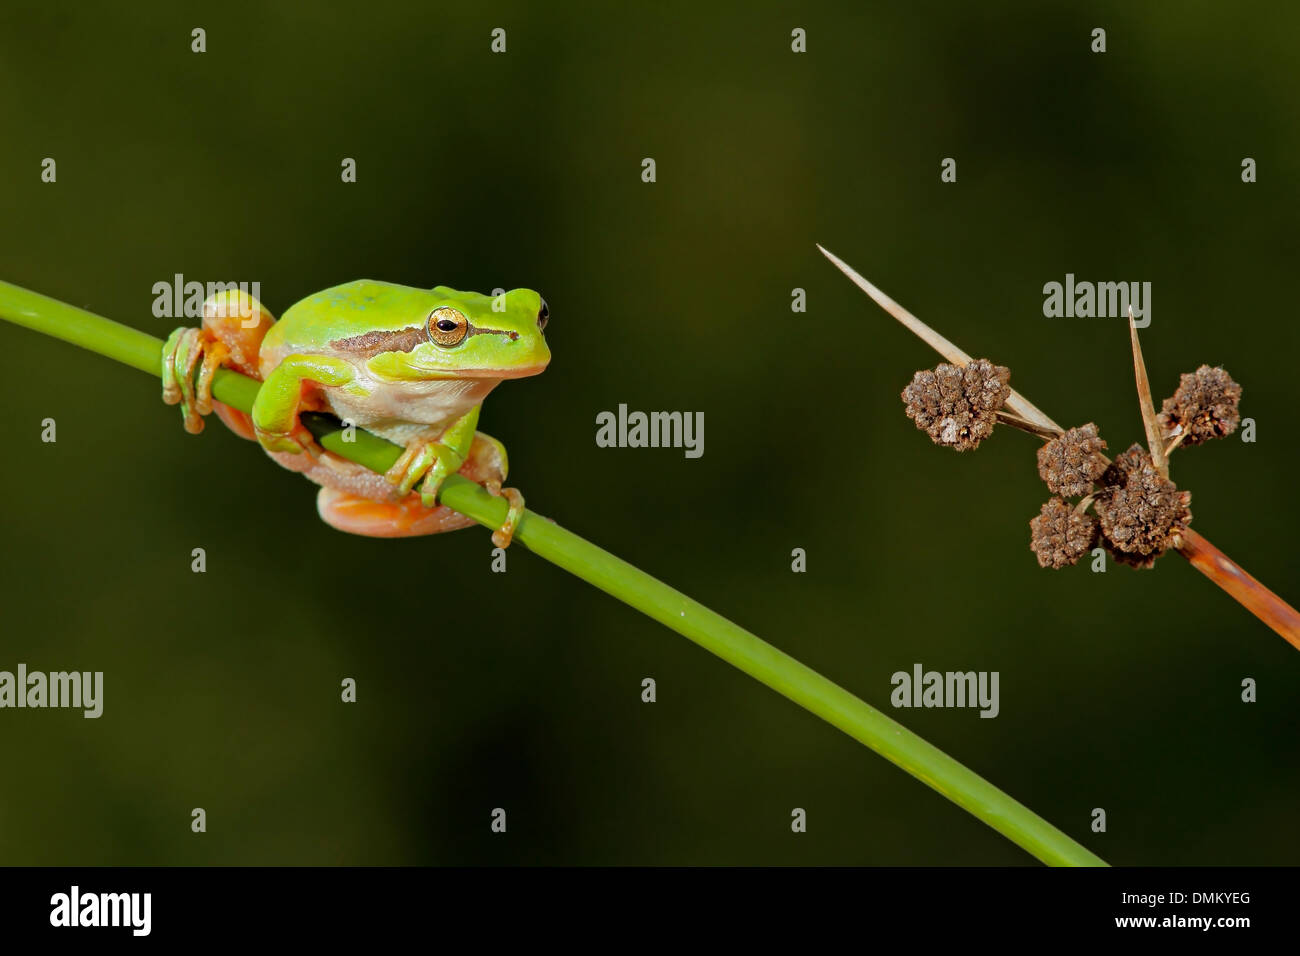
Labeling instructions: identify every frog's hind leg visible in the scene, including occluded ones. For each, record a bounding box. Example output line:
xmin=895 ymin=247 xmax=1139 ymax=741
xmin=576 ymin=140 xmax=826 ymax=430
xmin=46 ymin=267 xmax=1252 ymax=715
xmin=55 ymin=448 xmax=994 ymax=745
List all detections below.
xmin=202 ymin=292 xmax=276 ymax=440
xmin=304 ymin=431 xmax=511 ymax=539
xmin=316 ymin=487 xmax=480 ymax=538
xmin=162 ymin=290 xmax=276 ymax=438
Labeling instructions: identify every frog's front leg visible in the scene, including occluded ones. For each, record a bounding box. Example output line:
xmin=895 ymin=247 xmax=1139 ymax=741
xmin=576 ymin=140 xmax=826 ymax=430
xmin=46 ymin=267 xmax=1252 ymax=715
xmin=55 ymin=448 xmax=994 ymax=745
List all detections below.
xmin=252 ymin=354 xmax=363 ymax=455
xmin=426 ymin=425 xmax=525 ymax=548
xmin=402 ymin=410 xmax=531 ymax=546
xmin=384 ymin=405 xmax=480 ymax=506
xmin=313 ymin=429 xmax=522 ymax=542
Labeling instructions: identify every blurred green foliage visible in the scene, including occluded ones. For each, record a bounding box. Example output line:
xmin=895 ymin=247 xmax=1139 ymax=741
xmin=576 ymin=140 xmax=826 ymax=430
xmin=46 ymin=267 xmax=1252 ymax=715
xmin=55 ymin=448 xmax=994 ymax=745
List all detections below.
xmin=0 ymin=0 xmax=1296 ymax=864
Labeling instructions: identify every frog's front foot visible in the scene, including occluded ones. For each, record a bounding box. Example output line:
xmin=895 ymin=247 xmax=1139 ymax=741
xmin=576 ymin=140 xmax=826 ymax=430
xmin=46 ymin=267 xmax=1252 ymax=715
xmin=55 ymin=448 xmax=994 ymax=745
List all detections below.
xmin=483 ymin=480 xmax=525 ymax=549
xmin=253 ymin=422 xmax=322 ymax=457
xmin=162 ymin=327 xmax=229 ymax=434
xmin=384 ymin=440 xmax=465 ymax=507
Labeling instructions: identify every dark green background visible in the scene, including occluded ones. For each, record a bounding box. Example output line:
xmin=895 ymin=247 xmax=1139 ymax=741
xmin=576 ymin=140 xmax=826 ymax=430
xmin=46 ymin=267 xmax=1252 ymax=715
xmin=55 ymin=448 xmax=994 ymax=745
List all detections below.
xmin=1 ymin=1 xmax=1296 ymax=865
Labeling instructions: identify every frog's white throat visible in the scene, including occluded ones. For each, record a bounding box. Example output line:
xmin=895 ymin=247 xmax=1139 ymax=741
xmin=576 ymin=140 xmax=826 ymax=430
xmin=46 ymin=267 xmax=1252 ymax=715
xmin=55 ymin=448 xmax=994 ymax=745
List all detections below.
xmin=329 ymin=374 xmax=501 ymax=437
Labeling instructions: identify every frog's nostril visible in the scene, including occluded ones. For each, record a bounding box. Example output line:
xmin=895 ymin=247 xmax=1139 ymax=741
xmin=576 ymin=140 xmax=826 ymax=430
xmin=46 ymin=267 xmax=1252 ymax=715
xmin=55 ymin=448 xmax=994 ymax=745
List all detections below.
xmin=537 ymin=297 xmax=549 ymax=332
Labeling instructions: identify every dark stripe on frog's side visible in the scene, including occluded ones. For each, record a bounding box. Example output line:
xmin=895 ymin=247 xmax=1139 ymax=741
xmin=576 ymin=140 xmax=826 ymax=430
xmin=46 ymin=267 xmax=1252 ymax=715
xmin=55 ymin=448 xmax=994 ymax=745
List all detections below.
xmin=330 ymin=319 xmax=519 ymax=357
xmin=467 ymin=323 xmax=518 ymax=341
xmin=329 ymin=326 xmax=426 ymax=357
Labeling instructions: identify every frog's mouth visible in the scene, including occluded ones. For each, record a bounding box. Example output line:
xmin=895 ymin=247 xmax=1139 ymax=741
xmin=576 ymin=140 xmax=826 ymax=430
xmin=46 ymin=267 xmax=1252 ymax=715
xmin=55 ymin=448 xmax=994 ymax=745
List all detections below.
xmin=399 ymin=361 xmax=550 ymax=380
xmin=478 ymin=361 xmax=549 ymax=379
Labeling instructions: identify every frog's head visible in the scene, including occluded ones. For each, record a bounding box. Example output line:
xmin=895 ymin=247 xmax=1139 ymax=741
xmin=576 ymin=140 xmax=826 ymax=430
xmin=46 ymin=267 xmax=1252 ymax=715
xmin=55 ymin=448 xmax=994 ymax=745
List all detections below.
xmin=362 ymin=286 xmax=551 ymax=382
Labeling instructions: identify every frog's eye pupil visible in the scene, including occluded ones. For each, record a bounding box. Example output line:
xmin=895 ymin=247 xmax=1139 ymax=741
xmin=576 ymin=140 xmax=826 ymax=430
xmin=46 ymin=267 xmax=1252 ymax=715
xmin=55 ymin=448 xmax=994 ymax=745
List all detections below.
xmin=537 ymin=298 xmax=549 ymax=332
xmin=428 ymin=307 xmax=468 ymax=346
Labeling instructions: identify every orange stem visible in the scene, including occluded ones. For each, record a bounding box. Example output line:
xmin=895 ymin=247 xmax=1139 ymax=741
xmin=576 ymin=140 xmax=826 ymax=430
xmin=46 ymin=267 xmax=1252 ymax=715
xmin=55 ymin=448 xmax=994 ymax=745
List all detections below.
xmin=1176 ymin=528 xmax=1300 ymax=651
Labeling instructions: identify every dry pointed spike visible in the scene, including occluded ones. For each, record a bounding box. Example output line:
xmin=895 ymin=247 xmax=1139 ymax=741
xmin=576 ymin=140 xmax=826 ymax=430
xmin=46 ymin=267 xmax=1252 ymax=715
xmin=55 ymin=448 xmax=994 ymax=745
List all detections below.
xmin=817 ymin=244 xmax=973 ymax=365
xmin=1128 ymin=305 xmax=1168 ymax=477
xmin=996 ymin=409 xmax=1059 ymax=441
xmin=817 ymin=244 xmax=1063 ymax=437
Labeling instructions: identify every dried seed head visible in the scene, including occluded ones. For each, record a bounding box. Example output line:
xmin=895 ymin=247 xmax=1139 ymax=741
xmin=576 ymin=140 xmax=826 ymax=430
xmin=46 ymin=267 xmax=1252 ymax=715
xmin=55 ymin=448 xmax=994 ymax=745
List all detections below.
xmin=1094 ymin=443 xmax=1191 ymax=565
xmin=1102 ymin=538 xmax=1161 ymax=570
xmin=1158 ymin=365 xmax=1242 ymax=445
xmin=901 ymin=358 xmax=1011 ymax=451
xmin=1036 ymin=423 xmax=1108 ymax=498
xmin=1030 ymin=497 xmax=1099 ymax=569
xmin=1098 ymin=443 xmax=1147 ymax=488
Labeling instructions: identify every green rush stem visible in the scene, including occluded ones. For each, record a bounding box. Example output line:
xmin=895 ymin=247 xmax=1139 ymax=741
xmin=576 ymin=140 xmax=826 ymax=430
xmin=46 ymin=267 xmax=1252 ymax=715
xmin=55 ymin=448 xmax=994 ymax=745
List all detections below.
xmin=0 ymin=278 xmax=1106 ymax=867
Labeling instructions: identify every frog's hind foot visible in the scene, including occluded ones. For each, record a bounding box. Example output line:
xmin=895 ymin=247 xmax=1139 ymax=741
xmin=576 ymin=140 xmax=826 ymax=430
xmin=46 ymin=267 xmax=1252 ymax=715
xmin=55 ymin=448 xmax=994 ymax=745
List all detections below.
xmin=161 ymin=327 xmax=209 ymax=433
xmin=161 ymin=291 xmax=277 ymax=438
xmin=470 ymin=432 xmax=524 ymax=547
xmin=483 ymin=481 xmax=525 ymax=549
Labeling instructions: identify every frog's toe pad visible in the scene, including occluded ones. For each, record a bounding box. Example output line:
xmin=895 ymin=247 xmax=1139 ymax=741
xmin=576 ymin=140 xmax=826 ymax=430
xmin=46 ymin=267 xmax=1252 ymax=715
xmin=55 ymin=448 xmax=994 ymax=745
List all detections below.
xmin=316 ymin=487 xmax=476 ymax=538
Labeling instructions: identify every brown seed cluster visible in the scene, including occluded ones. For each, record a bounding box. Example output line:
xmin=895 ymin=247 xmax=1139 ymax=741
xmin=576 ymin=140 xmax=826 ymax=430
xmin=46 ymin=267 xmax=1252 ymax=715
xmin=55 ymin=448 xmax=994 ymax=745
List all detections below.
xmin=895 ymin=353 xmax=1231 ymax=573
xmin=901 ymin=359 xmax=1011 ymax=452
xmin=1029 ymin=497 xmax=1099 ymax=569
xmin=1158 ymin=365 xmax=1242 ymax=445
xmin=1093 ymin=444 xmax=1192 ymax=567
xmin=1036 ymin=423 xmax=1108 ymax=498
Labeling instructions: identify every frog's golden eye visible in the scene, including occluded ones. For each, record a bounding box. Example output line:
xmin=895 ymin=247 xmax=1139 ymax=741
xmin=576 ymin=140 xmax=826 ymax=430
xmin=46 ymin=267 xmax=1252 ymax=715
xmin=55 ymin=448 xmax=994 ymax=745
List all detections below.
xmin=427 ymin=307 xmax=468 ymax=347
xmin=537 ymin=297 xmax=549 ymax=332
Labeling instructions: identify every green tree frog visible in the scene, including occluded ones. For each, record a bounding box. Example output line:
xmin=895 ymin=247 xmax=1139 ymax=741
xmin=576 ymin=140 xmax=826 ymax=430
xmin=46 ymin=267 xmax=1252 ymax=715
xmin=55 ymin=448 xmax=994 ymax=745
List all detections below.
xmin=161 ymin=281 xmax=550 ymax=546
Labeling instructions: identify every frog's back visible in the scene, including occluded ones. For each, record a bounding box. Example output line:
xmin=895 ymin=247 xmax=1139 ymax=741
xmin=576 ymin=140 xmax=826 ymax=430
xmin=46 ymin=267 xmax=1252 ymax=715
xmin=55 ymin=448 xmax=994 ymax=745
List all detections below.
xmin=260 ymin=280 xmax=436 ymax=370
